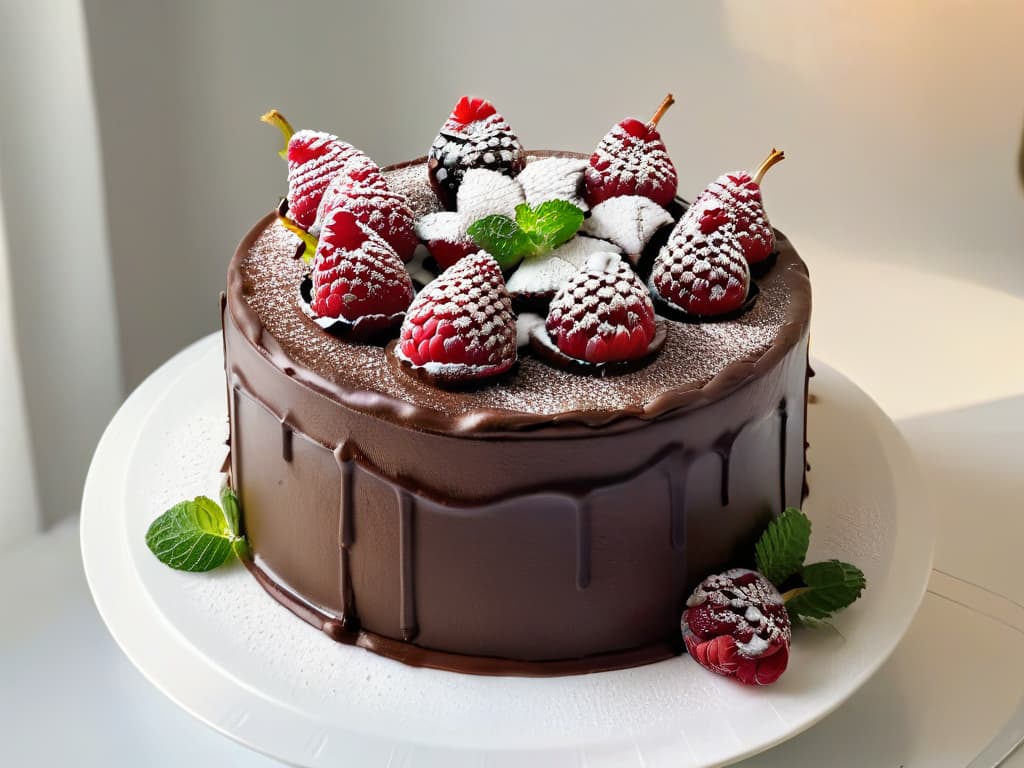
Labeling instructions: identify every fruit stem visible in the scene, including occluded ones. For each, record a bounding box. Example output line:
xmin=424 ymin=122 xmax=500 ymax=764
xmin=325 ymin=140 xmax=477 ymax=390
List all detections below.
xmin=649 ymin=93 xmax=676 ymax=127
xmin=277 ymin=215 xmax=318 ymax=264
xmin=780 ymin=586 xmax=810 ymax=603
xmin=753 ymin=148 xmax=786 ymax=186
xmin=261 ymin=109 xmax=295 ymax=160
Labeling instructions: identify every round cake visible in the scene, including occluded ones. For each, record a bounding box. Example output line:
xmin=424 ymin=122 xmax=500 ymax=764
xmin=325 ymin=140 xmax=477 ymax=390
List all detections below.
xmin=222 ymin=100 xmax=811 ymax=676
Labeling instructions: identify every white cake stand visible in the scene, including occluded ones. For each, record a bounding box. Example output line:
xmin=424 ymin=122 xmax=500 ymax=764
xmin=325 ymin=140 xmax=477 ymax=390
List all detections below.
xmin=81 ymin=334 xmax=934 ymax=768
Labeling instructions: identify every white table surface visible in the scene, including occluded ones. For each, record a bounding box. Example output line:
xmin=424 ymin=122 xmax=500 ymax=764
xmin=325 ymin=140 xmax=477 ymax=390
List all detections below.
xmin=2 ymin=257 xmax=1022 ymax=767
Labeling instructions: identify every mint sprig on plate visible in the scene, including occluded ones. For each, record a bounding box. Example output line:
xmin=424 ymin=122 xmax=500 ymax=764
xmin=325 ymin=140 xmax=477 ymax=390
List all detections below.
xmin=754 ymin=507 xmax=866 ymax=623
xmin=754 ymin=506 xmax=812 ymax=585
xmin=145 ymin=487 xmax=248 ymax=572
xmin=467 ymin=200 xmax=584 ymax=269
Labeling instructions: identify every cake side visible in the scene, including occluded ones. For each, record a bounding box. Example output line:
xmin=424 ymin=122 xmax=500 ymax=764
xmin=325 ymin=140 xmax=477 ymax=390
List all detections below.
xmin=222 ymin=177 xmax=811 ymax=672
xmin=223 ymin=298 xmax=808 ymax=671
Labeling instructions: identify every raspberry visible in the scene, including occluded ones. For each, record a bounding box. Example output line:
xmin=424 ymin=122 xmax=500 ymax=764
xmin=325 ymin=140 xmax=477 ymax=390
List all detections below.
xmin=428 ymin=97 xmax=526 ymax=210
xmin=584 ymin=95 xmax=678 ymax=208
xmin=313 ymin=176 xmax=418 ymax=262
xmin=395 ymin=252 xmax=516 ymax=383
xmin=283 ymin=129 xmax=384 ymax=230
xmin=681 ymin=568 xmax=791 ymax=686
xmin=412 ymin=210 xmax=479 ymax=269
xmin=310 ymin=209 xmax=413 ymax=324
xmin=694 ymin=149 xmax=785 ymax=266
xmin=545 ymin=253 xmax=656 ymax=363
xmin=650 ymin=200 xmax=751 ymax=317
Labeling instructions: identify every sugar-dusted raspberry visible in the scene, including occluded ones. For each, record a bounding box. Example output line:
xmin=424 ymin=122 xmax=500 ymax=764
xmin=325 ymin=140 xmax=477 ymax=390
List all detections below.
xmin=584 ymin=94 xmax=678 ymax=208
xmin=285 ymin=130 xmax=385 ymax=230
xmin=310 ymin=209 xmax=413 ymax=323
xmin=650 ymin=200 xmax=751 ymax=317
xmin=694 ymin=149 xmax=785 ymax=266
xmin=545 ymin=253 xmax=656 ymax=363
xmin=394 ymin=251 xmax=516 ymax=383
xmin=313 ymin=176 xmax=418 ymax=262
xmin=682 ymin=568 xmax=791 ymax=686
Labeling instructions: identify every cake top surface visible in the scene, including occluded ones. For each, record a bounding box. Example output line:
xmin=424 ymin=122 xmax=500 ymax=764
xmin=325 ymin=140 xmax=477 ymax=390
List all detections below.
xmin=228 ymin=155 xmax=810 ymax=435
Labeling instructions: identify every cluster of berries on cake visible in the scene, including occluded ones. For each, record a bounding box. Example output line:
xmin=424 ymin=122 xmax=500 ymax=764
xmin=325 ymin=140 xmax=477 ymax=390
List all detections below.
xmin=262 ymin=94 xmax=786 ymax=382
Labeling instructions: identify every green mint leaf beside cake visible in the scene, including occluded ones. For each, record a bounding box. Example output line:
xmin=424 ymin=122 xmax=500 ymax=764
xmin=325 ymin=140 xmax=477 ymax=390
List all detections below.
xmin=220 ymin=486 xmax=241 ymax=536
xmin=145 ymin=494 xmax=246 ymax=572
xmin=784 ymin=560 xmax=867 ymax=621
xmin=754 ymin=506 xmax=812 ymax=585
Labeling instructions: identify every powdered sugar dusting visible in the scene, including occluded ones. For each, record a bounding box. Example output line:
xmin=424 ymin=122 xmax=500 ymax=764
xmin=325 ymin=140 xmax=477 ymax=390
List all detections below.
xmin=383 ymin=163 xmax=443 ymax=219
xmin=309 ymin=212 xmax=413 ymax=321
xmin=287 ymin=130 xmax=380 ymax=229
xmin=311 ymin=181 xmax=417 ymax=261
xmin=582 ymin=195 xmax=673 ymax=254
xmin=395 ymin=252 xmax=516 ymax=373
xmin=414 ymin=211 xmax=467 ymax=243
xmin=683 ymin=568 xmax=791 ymax=660
xmin=546 ymin=254 xmax=656 ymax=363
xmin=456 ymin=168 xmax=525 ymax=222
xmin=505 ymin=236 xmax=620 ymax=299
xmin=584 ymin=122 xmax=678 ymax=206
xmin=652 ymin=200 xmax=750 ymax=312
xmin=517 ymin=157 xmax=589 ymax=211
xmin=429 ymin=109 xmax=526 ymax=208
xmin=696 ymin=173 xmax=776 ymax=262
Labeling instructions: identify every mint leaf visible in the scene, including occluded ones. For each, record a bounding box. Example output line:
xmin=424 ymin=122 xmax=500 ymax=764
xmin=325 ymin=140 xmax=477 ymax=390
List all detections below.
xmin=754 ymin=507 xmax=812 ymax=586
xmin=466 ymin=215 xmax=534 ymax=268
xmin=786 ymin=560 xmax=867 ymax=621
xmin=220 ymin=486 xmax=241 ymax=538
xmin=516 ymin=200 xmax=584 ymax=252
xmin=467 ymin=201 xmax=585 ymax=269
xmin=145 ymin=496 xmax=236 ymax=572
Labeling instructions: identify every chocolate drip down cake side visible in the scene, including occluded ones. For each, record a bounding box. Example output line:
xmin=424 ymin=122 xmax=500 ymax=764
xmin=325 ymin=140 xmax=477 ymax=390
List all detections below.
xmin=221 ymin=96 xmax=811 ymax=676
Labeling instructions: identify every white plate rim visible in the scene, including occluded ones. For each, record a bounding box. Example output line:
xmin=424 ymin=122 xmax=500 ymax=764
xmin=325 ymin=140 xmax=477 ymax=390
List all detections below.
xmin=81 ymin=333 xmax=934 ymax=767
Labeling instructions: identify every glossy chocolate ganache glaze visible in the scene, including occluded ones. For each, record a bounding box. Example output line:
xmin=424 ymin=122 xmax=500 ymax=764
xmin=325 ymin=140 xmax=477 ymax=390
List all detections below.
xmin=223 ymin=153 xmax=811 ymax=676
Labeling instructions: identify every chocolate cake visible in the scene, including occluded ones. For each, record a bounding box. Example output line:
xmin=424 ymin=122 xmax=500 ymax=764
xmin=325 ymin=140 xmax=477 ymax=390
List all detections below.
xmin=222 ymin=99 xmax=811 ymax=676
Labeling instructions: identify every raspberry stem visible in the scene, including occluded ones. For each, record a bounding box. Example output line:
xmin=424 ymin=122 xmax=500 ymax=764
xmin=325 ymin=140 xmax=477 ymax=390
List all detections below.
xmin=649 ymin=93 xmax=676 ymax=127
xmin=277 ymin=215 xmax=319 ymax=264
xmin=753 ymin=148 xmax=786 ymax=186
xmin=780 ymin=586 xmax=810 ymax=603
xmin=261 ymin=109 xmax=295 ymax=160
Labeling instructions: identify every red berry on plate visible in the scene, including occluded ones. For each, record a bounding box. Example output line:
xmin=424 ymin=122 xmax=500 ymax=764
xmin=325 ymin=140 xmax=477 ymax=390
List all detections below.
xmin=681 ymin=568 xmax=791 ymax=686
xmin=261 ymin=109 xmax=385 ymax=230
xmin=428 ymin=96 xmax=526 ymax=210
xmin=584 ymin=94 xmax=679 ymax=208
xmin=545 ymin=253 xmax=656 ymax=363
xmin=314 ymin=176 xmax=419 ymax=262
xmin=310 ymin=209 xmax=414 ymax=322
xmin=694 ymin=148 xmax=785 ymax=266
xmin=650 ymin=200 xmax=751 ymax=317
xmin=395 ymin=252 xmax=516 ymax=382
